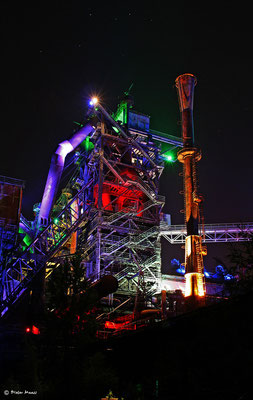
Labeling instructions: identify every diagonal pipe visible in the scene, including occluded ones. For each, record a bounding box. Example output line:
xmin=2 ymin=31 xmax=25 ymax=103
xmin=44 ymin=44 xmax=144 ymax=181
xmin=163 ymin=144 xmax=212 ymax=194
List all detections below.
xmin=37 ymin=118 xmax=97 ymax=231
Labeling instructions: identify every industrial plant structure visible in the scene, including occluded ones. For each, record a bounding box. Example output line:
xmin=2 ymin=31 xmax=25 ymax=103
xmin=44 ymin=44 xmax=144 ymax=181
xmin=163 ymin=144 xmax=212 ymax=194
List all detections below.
xmin=1 ymin=74 xmax=252 ymax=334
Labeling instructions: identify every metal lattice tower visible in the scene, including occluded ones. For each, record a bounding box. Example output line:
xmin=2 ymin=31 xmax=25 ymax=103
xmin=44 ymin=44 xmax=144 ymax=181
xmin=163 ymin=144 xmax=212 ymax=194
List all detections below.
xmin=2 ymin=95 xmax=252 ymax=319
xmin=78 ymin=111 xmax=166 ymax=296
xmin=0 ymin=97 xmax=181 ymax=317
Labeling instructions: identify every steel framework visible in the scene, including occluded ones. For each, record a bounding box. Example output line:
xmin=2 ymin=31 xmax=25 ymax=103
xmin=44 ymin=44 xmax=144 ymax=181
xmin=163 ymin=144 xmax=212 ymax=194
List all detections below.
xmin=78 ymin=117 xmax=166 ymax=297
xmin=0 ymin=180 xmax=93 ymax=316
xmin=0 ymin=100 xmax=180 ymax=317
xmin=1 ymin=97 xmax=252 ymax=319
xmin=160 ymin=221 xmax=253 ymax=243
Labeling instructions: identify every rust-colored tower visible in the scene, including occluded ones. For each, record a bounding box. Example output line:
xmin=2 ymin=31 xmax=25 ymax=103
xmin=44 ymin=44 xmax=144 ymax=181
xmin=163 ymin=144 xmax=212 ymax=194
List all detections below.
xmin=175 ymin=74 xmax=206 ymax=304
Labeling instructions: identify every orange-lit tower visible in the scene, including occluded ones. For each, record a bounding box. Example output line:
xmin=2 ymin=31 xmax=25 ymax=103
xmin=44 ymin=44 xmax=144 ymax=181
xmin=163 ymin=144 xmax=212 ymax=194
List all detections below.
xmin=175 ymin=74 xmax=206 ymax=305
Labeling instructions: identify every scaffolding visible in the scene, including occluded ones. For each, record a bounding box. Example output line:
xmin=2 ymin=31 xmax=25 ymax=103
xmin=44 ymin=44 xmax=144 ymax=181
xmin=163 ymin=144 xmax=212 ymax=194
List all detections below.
xmin=0 ymin=99 xmax=180 ymax=318
xmin=78 ymin=114 xmax=166 ymax=297
xmin=2 ymin=96 xmax=252 ymax=320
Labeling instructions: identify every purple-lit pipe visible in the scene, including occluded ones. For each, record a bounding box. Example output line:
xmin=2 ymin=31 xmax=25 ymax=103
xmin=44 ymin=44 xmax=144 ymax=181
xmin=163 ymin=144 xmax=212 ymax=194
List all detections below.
xmin=37 ymin=123 xmax=96 ymax=230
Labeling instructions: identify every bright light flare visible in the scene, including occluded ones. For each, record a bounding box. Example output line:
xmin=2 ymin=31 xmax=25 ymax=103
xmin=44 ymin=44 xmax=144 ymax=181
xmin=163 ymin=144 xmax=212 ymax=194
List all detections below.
xmin=89 ymin=97 xmax=98 ymax=106
xmin=163 ymin=153 xmax=174 ymax=162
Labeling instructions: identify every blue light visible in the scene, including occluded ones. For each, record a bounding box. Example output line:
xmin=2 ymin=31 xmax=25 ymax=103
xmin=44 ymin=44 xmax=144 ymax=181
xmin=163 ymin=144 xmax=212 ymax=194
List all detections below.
xmin=204 ymin=271 xmax=210 ymax=277
xmin=176 ymin=267 xmax=185 ymax=275
xmin=216 ymin=265 xmax=225 ymax=273
xmin=171 ymin=258 xmax=180 ymax=267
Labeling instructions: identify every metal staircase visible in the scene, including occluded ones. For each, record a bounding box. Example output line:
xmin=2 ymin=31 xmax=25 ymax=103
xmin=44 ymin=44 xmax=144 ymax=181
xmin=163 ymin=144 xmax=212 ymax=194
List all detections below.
xmin=114 ymin=266 xmax=133 ymax=282
xmin=0 ymin=180 xmax=93 ymax=318
xmin=114 ymin=252 xmax=160 ymax=292
xmin=104 ymin=196 xmax=164 ymax=226
xmin=101 ymin=225 xmax=158 ymax=257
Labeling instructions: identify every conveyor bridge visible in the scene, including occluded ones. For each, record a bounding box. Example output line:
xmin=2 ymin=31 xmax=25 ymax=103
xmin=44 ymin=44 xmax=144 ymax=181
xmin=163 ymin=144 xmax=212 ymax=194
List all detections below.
xmin=160 ymin=222 xmax=253 ymax=243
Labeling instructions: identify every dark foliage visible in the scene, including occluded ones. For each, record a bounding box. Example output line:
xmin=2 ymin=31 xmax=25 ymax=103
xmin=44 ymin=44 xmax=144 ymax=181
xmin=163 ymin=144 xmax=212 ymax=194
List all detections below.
xmin=225 ymin=232 xmax=253 ymax=296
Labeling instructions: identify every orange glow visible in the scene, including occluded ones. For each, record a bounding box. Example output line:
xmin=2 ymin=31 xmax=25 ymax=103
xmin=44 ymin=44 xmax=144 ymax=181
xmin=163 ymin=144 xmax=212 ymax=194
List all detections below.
xmin=185 ymin=273 xmax=205 ymax=297
xmin=186 ymin=236 xmax=192 ymax=257
xmin=184 ymin=235 xmax=206 ymax=298
xmin=91 ymin=97 xmax=98 ymax=105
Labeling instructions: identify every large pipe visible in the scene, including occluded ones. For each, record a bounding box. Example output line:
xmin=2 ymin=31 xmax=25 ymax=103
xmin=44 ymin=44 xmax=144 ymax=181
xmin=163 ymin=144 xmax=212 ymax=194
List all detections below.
xmin=176 ymin=74 xmax=197 ymax=148
xmin=37 ymin=120 xmax=97 ymax=230
xmin=175 ymin=74 xmax=205 ymax=302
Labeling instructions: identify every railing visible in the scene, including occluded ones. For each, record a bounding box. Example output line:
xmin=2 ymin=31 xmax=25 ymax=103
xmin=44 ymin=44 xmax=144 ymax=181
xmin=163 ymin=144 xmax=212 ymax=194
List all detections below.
xmin=114 ymin=266 xmax=133 ymax=281
xmin=114 ymin=253 xmax=161 ymax=292
xmin=0 ymin=180 xmax=93 ymax=318
xmin=0 ymin=175 xmax=25 ymax=187
xmin=101 ymin=225 xmax=158 ymax=257
xmin=20 ymin=214 xmax=32 ymax=230
xmin=104 ymin=197 xmax=162 ymax=226
xmin=160 ymin=222 xmax=253 ymax=243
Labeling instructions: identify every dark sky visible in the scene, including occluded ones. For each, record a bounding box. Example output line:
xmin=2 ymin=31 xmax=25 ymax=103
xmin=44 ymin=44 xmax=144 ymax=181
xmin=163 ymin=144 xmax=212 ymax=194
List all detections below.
xmin=1 ymin=1 xmax=252 ymax=269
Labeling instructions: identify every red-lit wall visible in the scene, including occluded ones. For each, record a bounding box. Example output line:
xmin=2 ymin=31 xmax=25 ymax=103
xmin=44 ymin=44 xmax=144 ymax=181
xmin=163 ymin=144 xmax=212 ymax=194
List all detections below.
xmin=0 ymin=183 xmax=22 ymax=226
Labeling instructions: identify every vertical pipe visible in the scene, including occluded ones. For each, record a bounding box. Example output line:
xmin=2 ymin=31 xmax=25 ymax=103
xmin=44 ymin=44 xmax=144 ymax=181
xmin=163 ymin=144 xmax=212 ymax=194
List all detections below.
xmin=175 ymin=74 xmax=205 ymax=302
xmin=96 ymin=123 xmax=105 ymax=279
xmin=161 ymin=290 xmax=167 ymax=319
xmin=70 ymin=199 xmax=78 ymax=254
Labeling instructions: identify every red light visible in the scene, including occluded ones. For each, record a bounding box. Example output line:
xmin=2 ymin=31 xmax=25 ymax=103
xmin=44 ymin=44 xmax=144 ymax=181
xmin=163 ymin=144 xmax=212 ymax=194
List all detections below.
xmin=31 ymin=325 xmax=40 ymax=335
xmin=104 ymin=317 xmax=136 ymax=331
xmin=105 ymin=321 xmax=116 ymax=329
xmin=25 ymin=326 xmax=40 ymax=334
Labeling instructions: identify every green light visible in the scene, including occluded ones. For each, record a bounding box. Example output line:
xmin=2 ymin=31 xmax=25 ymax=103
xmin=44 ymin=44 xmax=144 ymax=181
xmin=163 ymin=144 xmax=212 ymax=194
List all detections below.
xmin=113 ymin=102 xmax=128 ymax=124
xmin=163 ymin=147 xmax=177 ymax=163
xmin=23 ymin=234 xmax=32 ymax=247
xmin=73 ymin=121 xmax=84 ymax=127
xmin=19 ymin=227 xmax=33 ymax=251
xmin=81 ymin=136 xmax=94 ymax=151
xmin=54 ymin=218 xmax=59 ymax=225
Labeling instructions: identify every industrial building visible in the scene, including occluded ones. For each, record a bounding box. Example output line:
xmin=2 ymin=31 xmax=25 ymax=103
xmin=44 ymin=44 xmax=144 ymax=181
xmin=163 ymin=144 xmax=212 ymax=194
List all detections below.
xmin=1 ymin=75 xmax=252 ymax=335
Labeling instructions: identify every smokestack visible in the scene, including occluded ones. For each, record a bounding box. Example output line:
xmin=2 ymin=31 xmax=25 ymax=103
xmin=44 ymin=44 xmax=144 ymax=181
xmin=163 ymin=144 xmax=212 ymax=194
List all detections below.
xmin=175 ymin=73 xmax=197 ymax=148
xmin=175 ymin=74 xmax=206 ymax=305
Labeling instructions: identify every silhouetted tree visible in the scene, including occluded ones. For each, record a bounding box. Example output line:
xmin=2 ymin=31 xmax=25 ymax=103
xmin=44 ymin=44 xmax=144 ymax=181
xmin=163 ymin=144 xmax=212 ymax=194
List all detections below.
xmin=225 ymin=232 xmax=253 ymax=295
xmin=44 ymin=253 xmax=98 ymax=343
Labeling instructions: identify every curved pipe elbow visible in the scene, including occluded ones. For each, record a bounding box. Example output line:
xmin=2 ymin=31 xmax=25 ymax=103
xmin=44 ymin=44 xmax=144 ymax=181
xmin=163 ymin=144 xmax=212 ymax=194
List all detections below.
xmin=55 ymin=140 xmax=74 ymax=159
xmin=37 ymin=123 xmax=95 ymax=230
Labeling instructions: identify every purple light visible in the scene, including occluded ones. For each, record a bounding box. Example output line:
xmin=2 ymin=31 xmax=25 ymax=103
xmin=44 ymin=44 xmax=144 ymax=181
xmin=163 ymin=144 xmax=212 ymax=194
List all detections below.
xmin=37 ymin=124 xmax=95 ymax=230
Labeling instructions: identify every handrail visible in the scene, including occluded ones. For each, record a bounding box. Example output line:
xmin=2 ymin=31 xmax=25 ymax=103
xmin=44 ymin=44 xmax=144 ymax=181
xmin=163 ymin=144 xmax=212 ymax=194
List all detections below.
xmin=0 ymin=180 xmax=93 ymax=317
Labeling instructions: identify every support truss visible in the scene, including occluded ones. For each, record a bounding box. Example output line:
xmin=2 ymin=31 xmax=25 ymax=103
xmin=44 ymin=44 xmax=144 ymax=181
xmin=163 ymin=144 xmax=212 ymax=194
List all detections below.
xmin=0 ymin=180 xmax=93 ymax=317
xmin=160 ymin=222 xmax=253 ymax=244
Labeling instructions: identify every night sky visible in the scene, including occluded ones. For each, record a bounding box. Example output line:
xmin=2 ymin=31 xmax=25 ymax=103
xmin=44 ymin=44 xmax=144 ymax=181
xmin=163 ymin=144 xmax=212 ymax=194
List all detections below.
xmin=1 ymin=2 xmax=252 ymax=270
